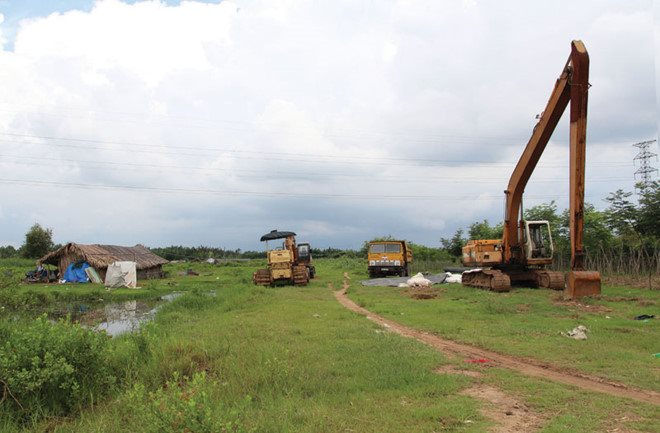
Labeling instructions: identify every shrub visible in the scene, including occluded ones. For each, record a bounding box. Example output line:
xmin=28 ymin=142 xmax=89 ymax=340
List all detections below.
xmin=0 ymin=316 xmax=116 ymax=422
xmin=123 ymin=371 xmax=247 ymax=433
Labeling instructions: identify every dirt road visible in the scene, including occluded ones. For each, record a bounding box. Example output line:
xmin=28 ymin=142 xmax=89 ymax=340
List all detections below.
xmin=334 ymin=286 xmax=660 ymax=406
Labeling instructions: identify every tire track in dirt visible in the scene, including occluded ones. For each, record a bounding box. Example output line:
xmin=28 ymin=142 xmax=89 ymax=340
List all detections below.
xmin=334 ymin=279 xmax=659 ymax=406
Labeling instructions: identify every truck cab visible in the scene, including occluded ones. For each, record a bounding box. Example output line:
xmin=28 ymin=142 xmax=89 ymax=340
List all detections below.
xmin=367 ymin=240 xmax=412 ymax=278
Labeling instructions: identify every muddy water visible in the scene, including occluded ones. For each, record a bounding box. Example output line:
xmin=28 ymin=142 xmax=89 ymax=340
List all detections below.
xmin=94 ymin=292 xmax=182 ymax=336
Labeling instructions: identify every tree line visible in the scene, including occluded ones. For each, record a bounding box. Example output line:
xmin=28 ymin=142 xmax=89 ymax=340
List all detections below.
xmin=2 ymin=182 xmax=657 ymax=274
xmin=439 ymin=181 xmax=659 ymax=273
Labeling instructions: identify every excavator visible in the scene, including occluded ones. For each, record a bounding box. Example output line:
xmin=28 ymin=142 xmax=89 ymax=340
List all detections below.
xmin=461 ymin=40 xmax=601 ymax=298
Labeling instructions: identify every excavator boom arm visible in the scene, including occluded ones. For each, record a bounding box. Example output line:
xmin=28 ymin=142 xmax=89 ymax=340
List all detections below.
xmin=502 ymin=41 xmax=588 ymax=267
xmin=568 ymin=41 xmax=589 ymax=269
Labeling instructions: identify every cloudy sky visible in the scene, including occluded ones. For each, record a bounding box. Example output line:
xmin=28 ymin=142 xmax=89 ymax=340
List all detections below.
xmin=0 ymin=0 xmax=657 ymax=250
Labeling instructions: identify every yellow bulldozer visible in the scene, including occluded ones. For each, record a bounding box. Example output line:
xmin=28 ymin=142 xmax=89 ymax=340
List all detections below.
xmin=252 ymin=230 xmax=314 ymax=286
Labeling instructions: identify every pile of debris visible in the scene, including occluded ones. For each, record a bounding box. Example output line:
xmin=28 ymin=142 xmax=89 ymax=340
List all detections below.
xmin=403 ymin=273 xmax=440 ymax=299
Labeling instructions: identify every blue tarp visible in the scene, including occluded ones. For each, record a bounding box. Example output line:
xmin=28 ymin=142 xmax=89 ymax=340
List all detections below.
xmin=62 ymin=262 xmax=90 ymax=283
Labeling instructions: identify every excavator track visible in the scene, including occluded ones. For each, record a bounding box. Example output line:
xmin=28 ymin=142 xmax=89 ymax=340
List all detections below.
xmin=462 ymin=269 xmax=511 ymax=292
xmin=534 ymin=270 xmax=565 ymax=290
xmin=252 ymin=269 xmax=271 ymax=285
xmin=292 ymin=265 xmax=309 ymax=286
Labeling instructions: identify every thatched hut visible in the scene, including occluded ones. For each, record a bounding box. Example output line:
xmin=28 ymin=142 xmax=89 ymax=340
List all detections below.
xmin=38 ymin=243 xmax=168 ymax=280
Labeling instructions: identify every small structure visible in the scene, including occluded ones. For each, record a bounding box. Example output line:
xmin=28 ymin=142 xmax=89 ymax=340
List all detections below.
xmin=38 ymin=243 xmax=168 ymax=281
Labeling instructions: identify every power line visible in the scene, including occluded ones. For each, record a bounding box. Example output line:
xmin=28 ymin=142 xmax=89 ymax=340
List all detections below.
xmin=0 ymin=177 xmax=578 ymax=201
xmin=0 ymin=132 xmax=631 ymax=168
xmin=0 ymin=155 xmax=631 ymax=184
xmin=0 ymin=132 xmax=517 ymax=165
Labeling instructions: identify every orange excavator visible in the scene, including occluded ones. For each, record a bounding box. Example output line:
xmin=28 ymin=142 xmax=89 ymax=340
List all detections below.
xmin=461 ymin=40 xmax=601 ymax=298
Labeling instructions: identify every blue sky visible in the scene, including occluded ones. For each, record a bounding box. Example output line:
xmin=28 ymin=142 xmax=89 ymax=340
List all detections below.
xmin=0 ymin=1 xmax=656 ymax=250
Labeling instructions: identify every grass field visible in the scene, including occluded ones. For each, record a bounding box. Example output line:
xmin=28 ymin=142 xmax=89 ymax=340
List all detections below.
xmin=0 ymin=258 xmax=658 ymax=432
xmin=347 ymin=277 xmax=659 ymax=391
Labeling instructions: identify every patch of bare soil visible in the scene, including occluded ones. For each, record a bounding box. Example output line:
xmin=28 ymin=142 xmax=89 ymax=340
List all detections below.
xmin=342 ymin=272 xmax=350 ymax=291
xmin=603 ymin=296 xmax=642 ymax=302
xmin=461 ymin=385 xmax=544 ymax=433
xmin=335 ymin=288 xmax=660 ymax=406
xmin=406 ymin=286 xmax=440 ymax=299
xmin=435 ymin=365 xmax=544 ymax=431
xmin=637 ymin=299 xmax=656 ymax=307
xmin=553 ymin=298 xmax=613 ymax=313
xmin=603 ymin=296 xmax=657 ymax=307
xmin=604 ymin=413 xmax=644 ymax=433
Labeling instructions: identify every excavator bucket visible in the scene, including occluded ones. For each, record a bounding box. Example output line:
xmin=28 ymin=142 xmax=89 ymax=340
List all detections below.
xmin=565 ymin=271 xmax=601 ymax=299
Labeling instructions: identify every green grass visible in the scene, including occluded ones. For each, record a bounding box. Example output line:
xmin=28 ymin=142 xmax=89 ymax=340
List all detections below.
xmin=347 ymin=273 xmax=660 ymax=391
xmin=0 ymin=259 xmax=266 ymax=317
xmin=1 ymin=258 xmax=658 ymax=432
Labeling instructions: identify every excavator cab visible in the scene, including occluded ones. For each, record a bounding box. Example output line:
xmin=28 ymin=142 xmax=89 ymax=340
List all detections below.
xmin=297 ymin=242 xmax=316 ymax=279
xmin=522 ymin=221 xmax=554 ymax=261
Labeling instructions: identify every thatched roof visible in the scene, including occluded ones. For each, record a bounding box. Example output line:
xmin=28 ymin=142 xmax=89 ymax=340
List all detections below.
xmin=38 ymin=243 xmax=168 ymax=270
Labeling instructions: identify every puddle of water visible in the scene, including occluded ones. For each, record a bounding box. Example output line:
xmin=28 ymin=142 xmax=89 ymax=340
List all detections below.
xmin=94 ymin=292 xmax=182 ymax=337
xmin=160 ymin=292 xmax=183 ymax=302
xmin=94 ymin=301 xmax=158 ymax=336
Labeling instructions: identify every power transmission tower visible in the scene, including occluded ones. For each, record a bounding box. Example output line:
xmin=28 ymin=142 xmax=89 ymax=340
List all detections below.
xmin=632 ymin=139 xmax=658 ymax=191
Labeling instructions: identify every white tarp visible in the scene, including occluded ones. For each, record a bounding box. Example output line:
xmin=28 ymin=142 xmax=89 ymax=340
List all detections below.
xmin=104 ymin=261 xmax=137 ymax=289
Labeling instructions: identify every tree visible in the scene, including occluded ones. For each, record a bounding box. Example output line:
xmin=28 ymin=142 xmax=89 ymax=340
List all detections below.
xmin=603 ymin=189 xmax=638 ymax=237
xmin=0 ymin=245 xmax=18 ymax=258
xmin=560 ymin=203 xmax=613 ymax=252
xmin=360 ymin=235 xmax=396 ymax=256
xmin=440 ymin=229 xmax=465 ymax=258
xmin=467 ymin=220 xmax=502 ymax=240
xmin=21 ymin=223 xmax=54 ymax=259
xmin=636 ymin=181 xmax=659 ymax=238
xmin=407 ymin=242 xmax=453 ymax=262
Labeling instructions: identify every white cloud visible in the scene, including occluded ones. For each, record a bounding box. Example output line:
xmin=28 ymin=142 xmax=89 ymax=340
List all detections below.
xmin=0 ymin=0 xmax=655 ymax=249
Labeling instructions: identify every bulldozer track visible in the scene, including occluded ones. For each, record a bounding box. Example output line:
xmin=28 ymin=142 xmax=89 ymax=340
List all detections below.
xmin=334 ymin=288 xmax=660 ymax=406
xmin=252 ymin=269 xmax=271 ymax=285
xmin=292 ymin=265 xmax=309 ymax=286
xmin=462 ymin=269 xmax=511 ymax=292
xmin=535 ymin=270 xmax=564 ymax=290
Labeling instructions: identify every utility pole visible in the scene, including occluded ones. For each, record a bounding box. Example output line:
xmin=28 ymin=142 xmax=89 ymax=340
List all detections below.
xmin=631 ymin=139 xmax=657 ymax=291
xmin=632 ymin=139 xmax=658 ymax=191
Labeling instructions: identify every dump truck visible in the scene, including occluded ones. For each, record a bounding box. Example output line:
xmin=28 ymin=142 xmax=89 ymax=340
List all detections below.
xmin=461 ymin=40 xmax=601 ymax=299
xmin=252 ymin=230 xmax=312 ymax=286
xmin=367 ymin=240 xmax=412 ymax=278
